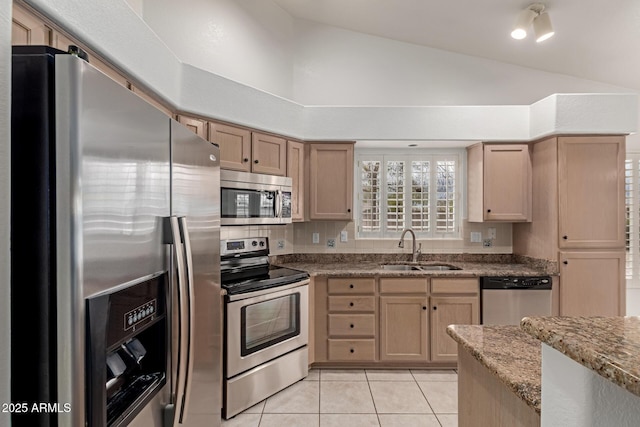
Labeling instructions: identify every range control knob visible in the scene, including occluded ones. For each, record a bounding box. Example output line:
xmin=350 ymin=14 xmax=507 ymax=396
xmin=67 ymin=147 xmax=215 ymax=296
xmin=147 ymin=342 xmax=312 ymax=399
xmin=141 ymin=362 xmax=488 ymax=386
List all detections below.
xmin=252 ymin=241 xmax=258 ymax=247
xmin=259 ymin=241 xmax=265 ymax=247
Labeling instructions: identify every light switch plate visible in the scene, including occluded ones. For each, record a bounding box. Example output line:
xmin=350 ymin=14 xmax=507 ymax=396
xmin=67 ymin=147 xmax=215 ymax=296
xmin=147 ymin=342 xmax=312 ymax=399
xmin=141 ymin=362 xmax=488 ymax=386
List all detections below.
xmin=312 ymin=232 xmax=319 ymax=244
xmin=340 ymin=230 xmax=348 ymax=242
xmin=470 ymin=231 xmax=482 ymax=243
xmin=488 ymin=227 xmax=497 ymax=239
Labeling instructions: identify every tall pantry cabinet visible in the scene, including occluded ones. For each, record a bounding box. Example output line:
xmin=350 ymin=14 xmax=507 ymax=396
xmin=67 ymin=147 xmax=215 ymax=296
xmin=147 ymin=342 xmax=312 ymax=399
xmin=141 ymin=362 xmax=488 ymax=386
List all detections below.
xmin=513 ymin=135 xmax=626 ymax=316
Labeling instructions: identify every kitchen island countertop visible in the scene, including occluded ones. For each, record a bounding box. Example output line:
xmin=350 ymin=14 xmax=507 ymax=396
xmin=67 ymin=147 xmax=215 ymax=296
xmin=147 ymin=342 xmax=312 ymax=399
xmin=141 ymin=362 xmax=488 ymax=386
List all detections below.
xmin=521 ymin=316 xmax=640 ymax=399
xmin=446 ymin=324 xmax=543 ymax=413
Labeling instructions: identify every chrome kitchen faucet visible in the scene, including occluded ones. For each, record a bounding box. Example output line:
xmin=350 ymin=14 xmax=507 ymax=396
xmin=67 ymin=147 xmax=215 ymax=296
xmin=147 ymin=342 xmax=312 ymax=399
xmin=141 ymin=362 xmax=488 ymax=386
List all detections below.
xmin=399 ymin=228 xmax=422 ymax=262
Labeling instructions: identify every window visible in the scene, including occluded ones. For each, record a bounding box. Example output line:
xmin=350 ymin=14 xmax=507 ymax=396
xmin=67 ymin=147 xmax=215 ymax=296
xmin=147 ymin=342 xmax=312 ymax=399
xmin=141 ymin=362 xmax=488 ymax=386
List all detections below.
xmin=356 ymin=152 xmax=461 ymax=239
xmin=626 ymin=155 xmax=640 ymax=288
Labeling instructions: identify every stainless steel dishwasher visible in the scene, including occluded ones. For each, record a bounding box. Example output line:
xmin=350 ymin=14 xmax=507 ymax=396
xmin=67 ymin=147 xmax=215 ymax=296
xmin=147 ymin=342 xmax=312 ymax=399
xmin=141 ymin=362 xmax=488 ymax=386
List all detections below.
xmin=480 ymin=276 xmax=552 ymax=325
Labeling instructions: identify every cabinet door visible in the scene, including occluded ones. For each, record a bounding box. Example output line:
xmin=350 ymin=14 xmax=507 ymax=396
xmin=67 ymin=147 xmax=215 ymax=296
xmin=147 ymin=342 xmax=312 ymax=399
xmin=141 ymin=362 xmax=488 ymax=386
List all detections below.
xmin=558 ymin=136 xmax=625 ymax=248
xmin=287 ymin=140 xmax=305 ymax=221
xmin=379 ymin=296 xmax=428 ymax=362
xmin=309 ymin=143 xmax=354 ymax=220
xmin=559 ymin=251 xmax=625 ymax=316
xmin=430 ymin=296 xmax=479 ymax=362
xmin=12 ymin=4 xmax=51 ymax=45
xmin=177 ymin=115 xmax=207 ymax=139
xmin=483 ymin=144 xmax=532 ymax=222
xmin=252 ymin=133 xmax=287 ymax=176
xmin=209 ymin=122 xmax=251 ymax=172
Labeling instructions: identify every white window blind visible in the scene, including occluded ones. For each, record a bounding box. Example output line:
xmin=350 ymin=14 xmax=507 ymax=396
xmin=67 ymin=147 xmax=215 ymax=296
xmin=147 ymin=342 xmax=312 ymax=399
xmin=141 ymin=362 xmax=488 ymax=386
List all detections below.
xmin=356 ymin=153 xmax=460 ymax=239
xmin=626 ymin=155 xmax=640 ymax=288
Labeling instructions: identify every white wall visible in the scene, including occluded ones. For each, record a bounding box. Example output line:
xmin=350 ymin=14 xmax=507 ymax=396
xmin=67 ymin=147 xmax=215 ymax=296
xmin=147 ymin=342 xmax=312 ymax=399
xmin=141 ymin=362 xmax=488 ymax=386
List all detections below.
xmin=541 ymin=345 xmax=640 ymax=426
xmin=142 ymin=0 xmax=295 ymax=99
xmin=0 ymin=0 xmax=10 ymax=424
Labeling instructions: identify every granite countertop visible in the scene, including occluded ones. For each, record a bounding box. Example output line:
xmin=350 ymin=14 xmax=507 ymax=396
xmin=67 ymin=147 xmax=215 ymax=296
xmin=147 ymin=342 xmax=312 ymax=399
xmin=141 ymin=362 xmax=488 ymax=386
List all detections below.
xmin=446 ymin=324 xmax=542 ymax=413
xmin=275 ymin=260 xmax=549 ymax=278
xmin=521 ymin=316 xmax=640 ymax=399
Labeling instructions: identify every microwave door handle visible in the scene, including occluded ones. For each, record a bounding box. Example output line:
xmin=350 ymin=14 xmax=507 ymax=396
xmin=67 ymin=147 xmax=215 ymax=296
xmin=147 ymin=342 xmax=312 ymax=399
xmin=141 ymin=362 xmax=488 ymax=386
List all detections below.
xmin=275 ymin=189 xmax=282 ymax=218
xmin=177 ymin=217 xmax=196 ymax=424
xmin=163 ymin=216 xmax=189 ymax=427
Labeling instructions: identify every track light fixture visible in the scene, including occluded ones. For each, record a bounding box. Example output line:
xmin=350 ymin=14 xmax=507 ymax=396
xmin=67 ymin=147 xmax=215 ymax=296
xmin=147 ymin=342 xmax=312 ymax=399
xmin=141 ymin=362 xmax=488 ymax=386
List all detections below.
xmin=511 ymin=3 xmax=554 ymax=42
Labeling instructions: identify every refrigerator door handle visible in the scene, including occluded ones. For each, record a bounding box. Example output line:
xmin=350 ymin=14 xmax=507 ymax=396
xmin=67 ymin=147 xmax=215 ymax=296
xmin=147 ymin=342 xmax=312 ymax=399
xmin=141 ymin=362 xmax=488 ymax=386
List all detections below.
xmin=177 ymin=216 xmax=196 ymax=424
xmin=163 ymin=216 xmax=190 ymax=426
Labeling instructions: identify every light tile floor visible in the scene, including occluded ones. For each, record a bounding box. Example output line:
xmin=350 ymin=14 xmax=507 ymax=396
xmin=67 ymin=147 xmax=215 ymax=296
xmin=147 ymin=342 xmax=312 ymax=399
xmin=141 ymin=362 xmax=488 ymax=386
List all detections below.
xmin=222 ymin=369 xmax=458 ymax=427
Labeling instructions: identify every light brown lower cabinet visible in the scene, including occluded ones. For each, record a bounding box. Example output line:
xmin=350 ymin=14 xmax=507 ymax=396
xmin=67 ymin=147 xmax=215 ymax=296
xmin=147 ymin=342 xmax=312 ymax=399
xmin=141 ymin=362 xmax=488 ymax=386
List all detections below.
xmin=430 ymin=296 xmax=479 ymax=362
xmin=379 ymin=296 xmax=429 ymax=362
xmin=559 ymin=251 xmax=625 ymax=316
xmin=458 ymin=347 xmax=540 ymax=427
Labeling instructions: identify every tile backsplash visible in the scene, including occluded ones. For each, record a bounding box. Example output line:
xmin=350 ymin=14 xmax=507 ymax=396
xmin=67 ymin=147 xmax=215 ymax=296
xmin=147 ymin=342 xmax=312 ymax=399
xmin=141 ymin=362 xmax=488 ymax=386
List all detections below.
xmin=221 ymin=220 xmax=511 ymax=255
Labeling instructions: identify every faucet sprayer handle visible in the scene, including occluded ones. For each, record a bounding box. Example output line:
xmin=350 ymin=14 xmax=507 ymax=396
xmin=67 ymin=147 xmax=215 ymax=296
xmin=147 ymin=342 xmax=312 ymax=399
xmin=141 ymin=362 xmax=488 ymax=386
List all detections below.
xmin=417 ymin=243 xmax=422 ymax=255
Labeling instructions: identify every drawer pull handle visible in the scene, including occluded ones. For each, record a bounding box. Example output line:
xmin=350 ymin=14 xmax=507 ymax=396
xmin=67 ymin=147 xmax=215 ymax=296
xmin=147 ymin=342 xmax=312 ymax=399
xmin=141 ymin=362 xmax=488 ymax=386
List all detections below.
xmin=350 ymin=349 xmax=354 ymax=353
xmin=350 ymin=324 xmax=354 ymax=328
xmin=349 ymin=302 xmax=354 ymax=307
xmin=349 ymin=284 xmax=354 ymax=289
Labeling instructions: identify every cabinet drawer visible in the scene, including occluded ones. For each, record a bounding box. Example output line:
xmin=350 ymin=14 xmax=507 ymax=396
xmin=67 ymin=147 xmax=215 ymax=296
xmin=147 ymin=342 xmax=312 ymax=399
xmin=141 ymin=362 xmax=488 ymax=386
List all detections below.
xmin=328 ymin=277 xmax=375 ymax=294
xmin=328 ymin=339 xmax=376 ymax=361
xmin=328 ymin=314 xmax=375 ymax=336
xmin=431 ymin=278 xmax=478 ymax=294
xmin=328 ymin=296 xmax=375 ymax=312
xmin=379 ymin=278 xmax=429 ymax=294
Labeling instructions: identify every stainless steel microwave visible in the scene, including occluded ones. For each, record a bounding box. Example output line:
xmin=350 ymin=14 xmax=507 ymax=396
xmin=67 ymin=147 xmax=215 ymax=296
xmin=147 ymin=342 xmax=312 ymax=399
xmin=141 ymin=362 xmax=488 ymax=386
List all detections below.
xmin=221 ymin=170 xmax=292 ymax=225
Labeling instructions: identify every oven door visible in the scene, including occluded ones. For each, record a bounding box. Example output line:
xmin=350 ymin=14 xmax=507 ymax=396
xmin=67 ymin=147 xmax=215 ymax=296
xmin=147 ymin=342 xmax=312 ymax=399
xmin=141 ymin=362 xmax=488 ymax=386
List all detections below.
xmin=225 ymin=280 xmax=309 ymax=378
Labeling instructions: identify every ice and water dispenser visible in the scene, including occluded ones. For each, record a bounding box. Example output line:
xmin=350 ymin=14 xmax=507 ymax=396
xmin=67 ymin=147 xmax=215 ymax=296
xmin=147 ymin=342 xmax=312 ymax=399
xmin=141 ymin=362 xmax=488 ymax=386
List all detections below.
xmin=86 ymin=272 xmax=168 ymax=426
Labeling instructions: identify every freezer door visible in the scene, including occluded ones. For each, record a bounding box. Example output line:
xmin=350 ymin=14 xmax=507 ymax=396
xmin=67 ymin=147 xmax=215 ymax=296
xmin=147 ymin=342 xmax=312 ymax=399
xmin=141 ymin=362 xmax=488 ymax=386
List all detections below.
xmin=169 ymin=120 xmax=222 ymax=426
xmin=53 ymin=55 xmax=171 ymax=426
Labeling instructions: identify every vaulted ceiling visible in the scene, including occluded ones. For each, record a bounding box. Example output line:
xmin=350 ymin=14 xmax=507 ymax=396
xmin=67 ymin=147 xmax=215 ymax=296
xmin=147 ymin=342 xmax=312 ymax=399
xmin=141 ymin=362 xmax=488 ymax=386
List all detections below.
xmin=272 ymin=0 xmax=640 ymax=90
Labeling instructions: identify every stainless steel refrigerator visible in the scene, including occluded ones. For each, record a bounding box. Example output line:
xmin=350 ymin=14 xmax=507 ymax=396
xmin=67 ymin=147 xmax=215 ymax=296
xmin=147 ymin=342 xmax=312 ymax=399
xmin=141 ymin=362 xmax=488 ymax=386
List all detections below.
xmin=11 ymin=46 xmax=221 ymax=427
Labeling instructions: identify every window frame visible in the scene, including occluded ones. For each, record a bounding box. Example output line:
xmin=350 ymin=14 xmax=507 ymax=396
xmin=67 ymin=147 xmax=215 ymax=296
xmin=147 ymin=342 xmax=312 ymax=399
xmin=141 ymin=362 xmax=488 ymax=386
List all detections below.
xmin=355 ymin=149 xmax=464 ymax=240
xmin=626 ymin=154 xmax=640 ymax=289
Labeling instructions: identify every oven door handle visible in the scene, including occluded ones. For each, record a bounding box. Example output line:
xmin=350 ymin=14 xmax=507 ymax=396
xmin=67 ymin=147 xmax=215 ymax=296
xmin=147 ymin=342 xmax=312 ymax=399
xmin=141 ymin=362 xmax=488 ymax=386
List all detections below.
xmin=177 ymin=217 xmax=196 ymax=424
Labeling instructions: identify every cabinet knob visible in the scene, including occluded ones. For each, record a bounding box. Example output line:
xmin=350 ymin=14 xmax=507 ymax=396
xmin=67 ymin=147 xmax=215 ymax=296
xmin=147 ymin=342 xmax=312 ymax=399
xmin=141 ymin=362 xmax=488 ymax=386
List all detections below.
xmin=349 ymin=284 xmax=354 ymax=289
xmin=349 ymin=302 xmax=354 ymax=307
xmin=487 ymin=209 xmax=492 ymax=213
xmin=347 ymin=209 xmax=351 ymax=213
xmin=254 ymin=159 xmax=259 ymax=164
xmin=432 ymin=306 xmax=437 ymax=310
xmin=423 ymin=306 xmax=427 ymax=310
xmin=350 ymin=324 xmax=354 ymax=328
xmin=563 ymin=235 xmax=568 ymax=240
xmin=350 ymin=349 xmax=355 ymax=353
xmin=243 ymin=158 xmax=249 ymax=162
xmin=563 ymin=260 xmax=568 ymax=265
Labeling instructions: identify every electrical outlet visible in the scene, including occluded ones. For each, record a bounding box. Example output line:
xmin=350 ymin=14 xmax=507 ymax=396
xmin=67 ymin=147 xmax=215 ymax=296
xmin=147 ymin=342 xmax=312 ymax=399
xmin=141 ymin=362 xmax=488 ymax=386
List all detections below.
xmin=470 ymin=232 xmax=482 ymax=243
xmin=483 ymin=239 xmax=493 ymax=247
xmin=340 ymin=230 xmax=348 ymax=242
xmin=327 ymin=239 xmax=336 ymax=248
xmin=277 ymin=240 xmax=285 ymax=249
xmin=312 ymin=232 xmax=319 ymax=244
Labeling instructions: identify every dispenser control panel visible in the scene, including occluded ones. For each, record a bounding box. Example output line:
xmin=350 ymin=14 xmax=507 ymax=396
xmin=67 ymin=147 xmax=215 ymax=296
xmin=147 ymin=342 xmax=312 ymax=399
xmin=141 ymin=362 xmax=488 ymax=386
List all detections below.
xmin=124 ymin=299 xmax=157 ymax=331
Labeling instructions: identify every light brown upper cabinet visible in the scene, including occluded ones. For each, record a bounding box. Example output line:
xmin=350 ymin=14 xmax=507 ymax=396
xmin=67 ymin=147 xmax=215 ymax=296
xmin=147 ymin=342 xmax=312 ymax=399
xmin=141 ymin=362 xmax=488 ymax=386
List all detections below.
xmin=177 ymin=115 xmax=207 ymax=139
xmin=208 ymin=122 xmax=252 ymax=172
xmin=557 ymin=136 xmax=625 ymax=249
xmin=467 ymin=143 xmax=532 ymax=222
xmin=12 ymin=3 xmax=51 ymax=45
xmin=209 ymin=123 xmax=286 ymax=176
xmin=251 ymin=132 xmax=287 ymax=176
xmin=308 ymin=142 xmax=354 ymax=221
xmin=287 ymin=140 xmax=305 ymax=221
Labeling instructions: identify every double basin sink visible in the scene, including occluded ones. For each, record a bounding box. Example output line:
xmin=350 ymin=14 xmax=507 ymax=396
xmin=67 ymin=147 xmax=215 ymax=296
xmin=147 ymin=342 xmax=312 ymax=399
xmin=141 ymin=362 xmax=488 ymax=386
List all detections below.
xmin=380 ymin=263 xmax=462 ymax=271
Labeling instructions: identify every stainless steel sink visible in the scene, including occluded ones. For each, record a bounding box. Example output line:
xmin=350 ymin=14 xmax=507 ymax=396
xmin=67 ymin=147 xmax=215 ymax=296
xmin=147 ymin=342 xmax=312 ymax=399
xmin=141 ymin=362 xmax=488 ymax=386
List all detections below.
xmin=381 ymin=264 xmax=423 ymax=271
xmin=380 ymin=264 xmax=462 ymax=271
xmin=419 ymin=265 xmax=461 ymax=271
